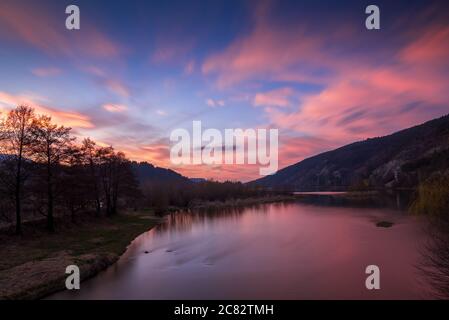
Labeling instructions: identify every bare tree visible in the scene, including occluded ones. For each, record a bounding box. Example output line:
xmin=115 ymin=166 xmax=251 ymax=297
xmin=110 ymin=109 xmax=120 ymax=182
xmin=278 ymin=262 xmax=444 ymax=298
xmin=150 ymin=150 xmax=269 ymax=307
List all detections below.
xmin=0 ymin=106 xmax=35 ymax=235
xmin=1 ymin=106 xmax=142 ymax=234
xmin=80 ymin=138 xmax=102 ymax=216
xmin=30 ymin=115 xmax=74 ymax=232
xmin=60 ymin=145 xmax=88 ymax=223
xmin=110 ymin=152 xmax=137 ymax=215
xmin=97 ymin=146 xmax=115 ymax=216
xmin=97 ymin=147 xmax=138 ymax=216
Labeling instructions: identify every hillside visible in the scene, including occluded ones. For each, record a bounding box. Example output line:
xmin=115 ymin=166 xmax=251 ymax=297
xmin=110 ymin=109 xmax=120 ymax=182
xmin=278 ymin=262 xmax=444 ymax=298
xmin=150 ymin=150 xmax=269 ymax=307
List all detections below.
xmin=253 ymin=114 xmax=449 ymax=191
xmin=130 ymin=161 xmax=191 ymax=186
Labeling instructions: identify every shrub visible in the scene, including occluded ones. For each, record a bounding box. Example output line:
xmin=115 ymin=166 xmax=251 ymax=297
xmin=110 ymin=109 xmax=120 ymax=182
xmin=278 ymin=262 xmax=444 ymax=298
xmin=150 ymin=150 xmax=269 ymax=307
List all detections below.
xmin=410 ymin=173 xmax=449 ymax=216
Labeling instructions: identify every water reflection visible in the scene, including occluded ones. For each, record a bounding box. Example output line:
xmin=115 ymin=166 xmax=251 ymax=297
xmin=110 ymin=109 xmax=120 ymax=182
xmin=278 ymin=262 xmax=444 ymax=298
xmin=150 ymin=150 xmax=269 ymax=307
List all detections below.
xmin=49 ymin=201 xmax=434 ymax=300
xmin=155 ymin=203 xmax=289 ymax=235
xmin=295 ymin=190 xmax=414 ymax=211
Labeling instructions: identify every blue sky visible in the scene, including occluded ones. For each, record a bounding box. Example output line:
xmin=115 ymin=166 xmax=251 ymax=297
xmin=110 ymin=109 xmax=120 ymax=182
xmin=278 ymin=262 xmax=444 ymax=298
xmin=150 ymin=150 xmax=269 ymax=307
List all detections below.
xmin=1 ymin=0 xmax=448 ymax=181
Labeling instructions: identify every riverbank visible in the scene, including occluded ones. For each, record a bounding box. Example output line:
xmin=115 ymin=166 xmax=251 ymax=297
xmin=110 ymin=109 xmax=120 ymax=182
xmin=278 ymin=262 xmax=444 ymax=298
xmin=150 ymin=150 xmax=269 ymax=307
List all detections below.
xmin=187 ymin=194 xmax=297 ymax=210
xmin=294 ymin=190 xmax=416 ymax=211
xmin=0 ymin=195 xmax=296 ymax=300
xmin=0 ymin=211 xmax=163 ymax=300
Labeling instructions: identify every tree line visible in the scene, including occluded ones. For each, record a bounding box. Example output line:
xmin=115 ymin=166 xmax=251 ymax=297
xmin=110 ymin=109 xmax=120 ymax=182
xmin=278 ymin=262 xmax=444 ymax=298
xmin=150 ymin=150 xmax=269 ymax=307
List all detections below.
xmin=141 ymin=179 xmax=273 ymax=214
xmin=0 ymin=105 xmax=139 ymax=235
xmin=1 ymin=106 xmax=279 ymax=236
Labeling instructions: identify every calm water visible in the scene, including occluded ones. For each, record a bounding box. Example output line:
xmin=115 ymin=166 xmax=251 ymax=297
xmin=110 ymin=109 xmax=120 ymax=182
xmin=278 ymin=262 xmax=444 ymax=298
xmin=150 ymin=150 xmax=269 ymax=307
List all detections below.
xmin=50 ymin=201 xmax=434 ymax=299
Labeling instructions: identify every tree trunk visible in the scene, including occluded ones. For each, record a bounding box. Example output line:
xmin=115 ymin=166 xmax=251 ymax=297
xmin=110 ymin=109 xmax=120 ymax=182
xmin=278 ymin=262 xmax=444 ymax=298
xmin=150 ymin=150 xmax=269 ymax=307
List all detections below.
xmin=15 ymin=149 xmax=23 ymax=235
xmin=71 ymin=205 xmax=75 ymax=223
xmin=111 ymin=179 xmax=118 ymax=215
xmin=14 ymin=174 xmax=21 ymax=235
xmin=95 ymin=198 xmax=101 ymax=216
xmin=90 ymin=161 xmax=101 ymax=216
xmin=106 ymin=196 xmax=111 ymax=216
xmin=47 ymin=161 xmax=55 ymax=233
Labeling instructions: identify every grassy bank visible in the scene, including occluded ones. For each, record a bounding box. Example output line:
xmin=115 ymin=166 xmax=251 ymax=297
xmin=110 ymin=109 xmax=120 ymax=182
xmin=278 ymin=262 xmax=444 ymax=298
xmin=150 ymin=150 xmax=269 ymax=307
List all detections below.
xmin=0 ymin=211 xmax=163 ymax=300
xmin=410 ymin=174 xmax=449 ymax=216
xmin=0 ymin=195 xmax=295 ymax=300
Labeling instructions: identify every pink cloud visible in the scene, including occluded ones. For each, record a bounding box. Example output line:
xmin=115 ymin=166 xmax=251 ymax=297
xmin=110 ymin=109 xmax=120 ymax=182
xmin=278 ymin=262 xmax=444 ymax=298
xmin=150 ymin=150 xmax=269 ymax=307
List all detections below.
xmin=151 ymin=38 xmax=195 ymax=64
xmin=184 ymin=60 xmax=195 ymax=75
xmin=278 ymin=135 xmax=335 ymax=168
xmin=170 ymin=163 xmax=261 ymax=182
xmin=140 ymin=144 xmax=170 ymax=163
xmin=83 ymin=28 xmax=122 ymax=58
xmin=0 ymin=1 xmax=123 ymax=59
xmin=268 ymin=65 xmax=449 ymax=146
xmin=206 ymin=98 xmax=225 ymax=108
xmin=96 ymin=133 xmax=319 ymax=182
xmin=0 ymin=91 xmax=94 ymax=129
xmin=139 ymin=30 xmax=449 ymax=182
xmin=302 ymin=23 xmax=449 ymax=141
xmin=81 ymin=67 xmax=131 ymax=99
xmin=199 ymin=11 xmax=449 ymax=181
xmin=103 ymin=104 xmax=128 ymax=113
xmin=400 ymin=25 xmax=449 ymax=65
xmin=204 ymin=11 xmax=449 ymax=146
xmin=104 ymin=79 xmax=130 ymax=98
xmin=82 ymin=66 xmax=107 ymax=77
xmin=253 ymin=87 xmax=294 ymax=108
xmin=103 ymin=143 xmax=170 ymax=169
xmin=202 ymin=21 xmax=331 ymax=88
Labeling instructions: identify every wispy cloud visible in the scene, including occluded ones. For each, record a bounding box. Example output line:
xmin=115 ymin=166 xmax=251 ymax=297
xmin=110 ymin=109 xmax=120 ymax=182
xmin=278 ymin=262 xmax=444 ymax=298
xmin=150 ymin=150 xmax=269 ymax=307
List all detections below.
xmin=82 ymin=66 xmax=107 ymax=77
xmin=202 ymin=5 xmax=449 ymax=148
xmin=253 ymin=87 xmax=294 ymax=108
xmin=103 ymin=79 xmax=130 ymax=98
xmin=31 ymin=67 xmax=62 ymax=77
xmin=266 ymin=22 xmax=449 ymax=144
xmin=151 ymin=38 xmax=195 ymax=64
xmin=206 ymin=98 xmax=225 ymax=108
xmin=202 ymin=17 xmax=330 ymax=88
xmin=81 ymin=66 xmax=131 ymax=99
xmin=184 ymin=60 xmax=195 ymax=75
xmin=0 ymin=91 xmax=94 ymax=129
xmin=0 ymin=1 xmax=123 ymax=59
xmin=156 ymin=109 xmax=168 ymax=116
xmin=103 ymin=103 xmax=128 ymax=113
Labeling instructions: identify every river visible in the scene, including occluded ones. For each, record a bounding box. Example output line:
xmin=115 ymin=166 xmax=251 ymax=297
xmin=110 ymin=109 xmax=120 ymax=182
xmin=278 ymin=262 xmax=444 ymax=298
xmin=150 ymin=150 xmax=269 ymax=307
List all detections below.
xmin=49 ymin=200 xmax=435 ymax=299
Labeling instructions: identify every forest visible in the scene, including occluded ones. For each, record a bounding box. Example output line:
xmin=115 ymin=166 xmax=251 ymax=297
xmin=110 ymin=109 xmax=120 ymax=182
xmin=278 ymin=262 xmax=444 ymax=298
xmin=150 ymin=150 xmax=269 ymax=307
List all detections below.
xmin=0 ymin=105 xmax=272 ymax=235
xmin=0 ymin=105 xmax=140 ymax=235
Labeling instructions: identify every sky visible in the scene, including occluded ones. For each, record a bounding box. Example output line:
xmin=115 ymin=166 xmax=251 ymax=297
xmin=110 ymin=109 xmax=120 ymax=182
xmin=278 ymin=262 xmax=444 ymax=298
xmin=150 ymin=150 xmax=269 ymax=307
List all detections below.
xmin=0 ymin=0 xmax=448 ymax=181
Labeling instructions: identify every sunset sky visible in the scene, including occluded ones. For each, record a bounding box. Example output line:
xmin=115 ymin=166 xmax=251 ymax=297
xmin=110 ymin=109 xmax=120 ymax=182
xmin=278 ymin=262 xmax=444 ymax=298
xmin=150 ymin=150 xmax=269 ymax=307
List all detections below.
xmin=1 ymin=0 xmax=448 ymax=181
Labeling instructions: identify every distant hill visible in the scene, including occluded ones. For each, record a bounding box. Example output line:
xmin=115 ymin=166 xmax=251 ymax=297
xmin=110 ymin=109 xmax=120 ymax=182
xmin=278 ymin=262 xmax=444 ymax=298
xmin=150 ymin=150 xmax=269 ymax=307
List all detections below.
xmin=252 ymin=114 xmax=449 ymax=191
xmin=130 ymin=161 xmax=191 ymax=186
xmin=0 ymin=156 xmax=193 ymax=187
